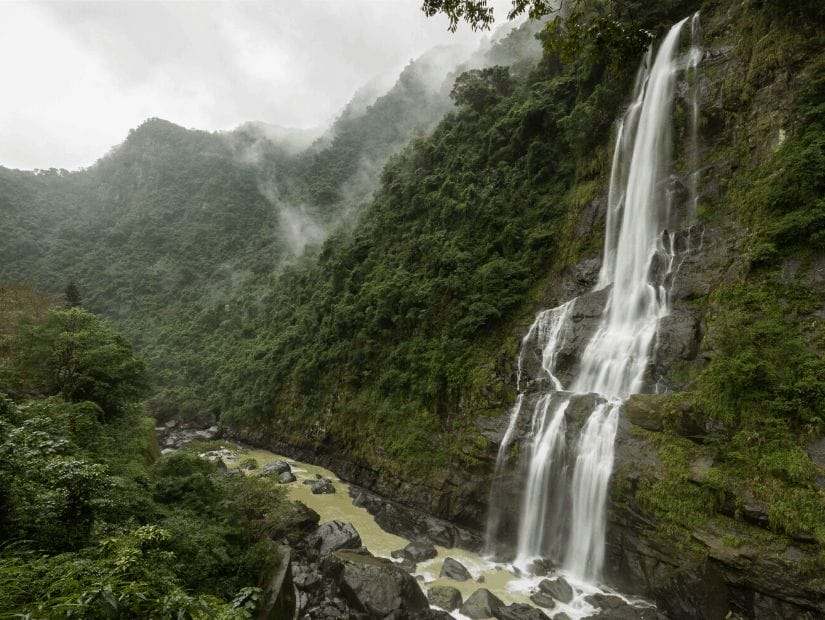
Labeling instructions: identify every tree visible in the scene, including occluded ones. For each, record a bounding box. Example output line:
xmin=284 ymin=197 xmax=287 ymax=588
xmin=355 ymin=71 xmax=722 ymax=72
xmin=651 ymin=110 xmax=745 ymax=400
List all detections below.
xmin=7 ymin=308 xmax=146 ymax=418
xmin=450 ymin=66 xmax=515 ymax=112
xmin=64 ymin=281 xmax=82 ymax=307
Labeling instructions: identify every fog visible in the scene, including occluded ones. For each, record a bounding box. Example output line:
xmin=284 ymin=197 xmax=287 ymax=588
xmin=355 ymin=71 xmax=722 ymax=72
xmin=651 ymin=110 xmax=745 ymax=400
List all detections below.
xmin=0 ymin=0 xmax=514 ymax=171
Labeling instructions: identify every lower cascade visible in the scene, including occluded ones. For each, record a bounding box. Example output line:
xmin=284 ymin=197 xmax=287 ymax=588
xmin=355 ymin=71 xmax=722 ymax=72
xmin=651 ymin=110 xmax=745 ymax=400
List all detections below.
xmin=485 ymin=14 xmax=703 ymax=583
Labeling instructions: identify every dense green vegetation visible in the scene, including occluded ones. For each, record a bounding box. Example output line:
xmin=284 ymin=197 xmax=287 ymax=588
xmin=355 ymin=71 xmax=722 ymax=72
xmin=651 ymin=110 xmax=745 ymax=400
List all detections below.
xmin=0 ymin=0 xmax=823 ymax=594
xmin=633 ymin=9 xmax=825 ymax=549
xmin=0 ymin=294 xmax=288 ymax=618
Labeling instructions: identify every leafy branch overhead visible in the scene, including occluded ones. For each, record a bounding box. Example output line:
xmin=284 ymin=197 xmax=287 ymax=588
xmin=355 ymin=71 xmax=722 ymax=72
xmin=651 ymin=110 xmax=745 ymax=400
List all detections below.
xmin=422 ymin=0 xmax=654 ymax=74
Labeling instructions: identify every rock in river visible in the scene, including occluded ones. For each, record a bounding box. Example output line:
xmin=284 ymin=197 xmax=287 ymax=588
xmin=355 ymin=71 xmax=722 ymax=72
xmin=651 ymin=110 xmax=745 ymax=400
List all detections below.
xmin=305 ymin=520 xmax=362 ymax=557
xmin=325 ymin=549 xmax=429 ymax=617
xmin=439 ymin=557 xmax=472 ymax=581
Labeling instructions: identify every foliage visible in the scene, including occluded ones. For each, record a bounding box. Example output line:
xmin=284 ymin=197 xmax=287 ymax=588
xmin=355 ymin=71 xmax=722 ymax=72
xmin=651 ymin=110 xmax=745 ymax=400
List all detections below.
xmin=2 ymin=307 xmax=147 ymax=419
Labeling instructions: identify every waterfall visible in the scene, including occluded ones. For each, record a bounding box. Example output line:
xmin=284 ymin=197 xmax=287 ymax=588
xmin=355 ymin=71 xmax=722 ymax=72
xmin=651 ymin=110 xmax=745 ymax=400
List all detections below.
xmin=485 ymin=15 xmax=701 ymax=583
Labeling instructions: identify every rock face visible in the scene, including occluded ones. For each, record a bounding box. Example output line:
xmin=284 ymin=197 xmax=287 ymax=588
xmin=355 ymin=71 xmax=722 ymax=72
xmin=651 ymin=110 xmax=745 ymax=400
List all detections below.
xmin=428 ymin=585 xmax=463 ymax=611
xmin=460 ymin=588 xmax=504 ymax=619
xmin=305 ymin=521 xmax=362 ymax=557
xmin=439 ymin=557 xmax=472 ymax=581
xmin=326 ymin=550 xmax=429 ymax=618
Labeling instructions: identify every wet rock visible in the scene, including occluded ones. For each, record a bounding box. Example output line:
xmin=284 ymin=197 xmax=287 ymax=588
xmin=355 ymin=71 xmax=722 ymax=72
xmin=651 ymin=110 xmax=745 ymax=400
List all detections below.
xmin=410 ymin=611 xmax=455 ymax=620
xmin=538 ymin=577 xmax=574 ymax=604
xmin=584 ymin=606 xmax=665 ymax=619
xmin=461 ymin=588 xmax=505 ymax=619
xmin=650 ymin=562 xmax=729 ymax=619
xmin=325 ymin=549 xmax=429 ymax=617
xmin=311 ymin=478 xmax=336 ymax=494
xmin=279 ymin=471 xmax=297 ymax=484
xmin=585 ymin=594 xmax=626 ymax=610
xmin=439 ymin=557 xmax=472 ymax=581
xmin=395 ymin=558 xmax=416 ymax=573
xmin=269 ymin=501 xmax=319 ymax=544
xmin=292 ymin=563 xmax=323 ymax=592
xmin=496 ymin=603 xmax=550 ymax=620
xmin=529 ymin=592 xmax=556 ymax=609
xmin=553 ymin=614 xmax=571 ymax=620
xmin=530 ymin=558 xmax=554 ymax=577
xmin=428 ymin=585 xmax=463 ymax=611
xmin=306 ymin=521 xmax=362 ymax=557
xmin=396 ymin=540 xmax=437 ymax=563
xmin=262 ymin=460 xmax=291 ymax=476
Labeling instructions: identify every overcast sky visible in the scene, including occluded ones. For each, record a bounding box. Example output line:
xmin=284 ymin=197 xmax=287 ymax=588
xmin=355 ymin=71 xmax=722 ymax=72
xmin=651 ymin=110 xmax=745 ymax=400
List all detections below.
xmin=0 ymin=0 xmax=514 ymax=171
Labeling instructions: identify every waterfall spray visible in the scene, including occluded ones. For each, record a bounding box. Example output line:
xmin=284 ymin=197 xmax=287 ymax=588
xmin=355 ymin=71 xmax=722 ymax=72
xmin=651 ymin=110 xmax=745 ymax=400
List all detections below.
xmin=485 ymin=14 xmax=702 ymax=583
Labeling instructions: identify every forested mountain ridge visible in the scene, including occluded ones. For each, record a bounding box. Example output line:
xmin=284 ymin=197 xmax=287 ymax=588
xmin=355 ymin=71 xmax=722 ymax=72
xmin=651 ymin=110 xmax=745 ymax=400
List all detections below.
xmin=0 ymin=27 xmax=537 ymax=421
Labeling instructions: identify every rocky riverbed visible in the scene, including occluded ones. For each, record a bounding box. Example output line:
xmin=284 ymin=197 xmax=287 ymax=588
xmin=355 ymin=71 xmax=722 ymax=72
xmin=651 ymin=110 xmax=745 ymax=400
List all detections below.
xmin=205 ymin=443 xmax=662 ymax=619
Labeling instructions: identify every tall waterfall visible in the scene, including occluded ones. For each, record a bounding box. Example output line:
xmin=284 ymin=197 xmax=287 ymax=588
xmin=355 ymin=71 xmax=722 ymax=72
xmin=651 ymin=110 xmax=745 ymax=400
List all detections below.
xmin=485 ymin=15 xmax=701 ymax=583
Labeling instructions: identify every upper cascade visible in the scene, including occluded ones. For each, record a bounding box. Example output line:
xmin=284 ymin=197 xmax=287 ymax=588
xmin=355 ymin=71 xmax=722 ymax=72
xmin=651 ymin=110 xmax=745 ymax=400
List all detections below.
xmin=485 ymin=13 xmax=703 ymax=584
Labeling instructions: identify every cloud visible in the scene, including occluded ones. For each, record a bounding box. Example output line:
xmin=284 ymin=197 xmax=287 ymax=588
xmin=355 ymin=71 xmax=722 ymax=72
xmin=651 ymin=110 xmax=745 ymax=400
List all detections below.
xmin=0 ymin=0 xmax=514 ymax=170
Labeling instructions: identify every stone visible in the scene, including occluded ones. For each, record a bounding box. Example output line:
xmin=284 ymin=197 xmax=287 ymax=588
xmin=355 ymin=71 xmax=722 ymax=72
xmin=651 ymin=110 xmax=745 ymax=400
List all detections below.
xmin=311 ymin=478 xmax=336 ymax=494
xmin=279 ymin=471 xmax=297 ymax=484
xmin=439 ymin=557 xmax=472 ymax=581
xmin=538 ymin=577 xmax=574 ymax=604
xmin=428 ymin=585 xmax=463 ymax=611
xmin=497 ymin=603 xmax=551 ymax=619
xmin=292 ymin=564 xmax=322 ymax=592
xmin=529 ymin=593 xmax=556 ymax=609
xmin=395 ymin=558 xmax=416 ymax=573
xmin=262 ymin=460 xmax=291 ymax=476
xmin=410 ymin=611 xmax=455 ymax=620
xmin=554 ymin=614 xmax=571 ymax=620
xmin=460 ymin=588 xmax=505 ymax=619
xmin=584 ymin=594 xmax=626 ymax=610
xmin=327 ymin=549 xmax=429 ymax=617
xmin=530 ymin=558 xmax=554 ymax=577
xmin=306 ymin=521 xmax=362 ymax=556
xmin=268 ymin=500 xmax=320 ymax=544
xmin=398 ymin=540 xmax=437 ymax=563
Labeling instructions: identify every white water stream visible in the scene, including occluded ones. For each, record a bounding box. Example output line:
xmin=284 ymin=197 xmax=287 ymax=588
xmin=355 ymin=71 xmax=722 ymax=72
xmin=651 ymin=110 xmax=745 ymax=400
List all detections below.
xmin=488 ymin=14 xmax=702 ymax=585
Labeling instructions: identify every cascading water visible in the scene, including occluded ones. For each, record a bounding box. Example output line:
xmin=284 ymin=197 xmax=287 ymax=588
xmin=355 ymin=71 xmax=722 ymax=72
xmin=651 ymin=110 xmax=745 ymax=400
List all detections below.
xmin=485 ymin=15 xmax=702 ymax=583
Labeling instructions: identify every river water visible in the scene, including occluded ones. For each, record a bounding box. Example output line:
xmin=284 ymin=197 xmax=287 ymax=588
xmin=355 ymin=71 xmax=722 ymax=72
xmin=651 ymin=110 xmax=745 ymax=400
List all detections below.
xmin=219 ymin=446 xmax=643 ymax=619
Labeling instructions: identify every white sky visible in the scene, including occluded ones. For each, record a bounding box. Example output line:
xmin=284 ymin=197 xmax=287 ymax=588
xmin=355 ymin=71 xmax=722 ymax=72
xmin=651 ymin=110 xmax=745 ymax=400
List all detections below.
xmin=0 ymin=0 xmax=513 ymax=171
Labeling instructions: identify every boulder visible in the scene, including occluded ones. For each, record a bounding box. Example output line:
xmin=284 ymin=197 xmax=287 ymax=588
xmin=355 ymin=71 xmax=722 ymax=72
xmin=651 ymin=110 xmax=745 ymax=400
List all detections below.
xmin=268 ymin=501 xmax=319 ymax=544
xmin=497 ymin=603 xmax=551 ymax=619
xmin=554 ymin=614 xmax=571 ymax=620
xmin=327 ymin=549 xmax=429 ymax=617
xmin=291 ymin=562 xmax=322 ymax=592
xmin=311 ymin=478 xmax=336 ymax=494
xmin=395 ymin=558 xmax=416 ymax=573
xmin=410 ymin=611 xmax=455 ymax=620
xmin=460 ymin=588 xmax=505 ymax=619
xmin=306 ymin=521 xmax=362 ymax=556
xmin=529 ymin=592 xmax=556 ymax=609
xmin=439 ymin=557 xmax=472 ymax=581
xmin=428 ymin=585 xmax=463 ymax=611
xmin=538 ymin=577 xmax=574 ymax=604
xmin=584 ymin=594 xmax=626 ymax=610
xmin=395 ymin=540 xmax=437 ymax=563
xmin=279 ymin=471 xmax=297 ymax=484
xmin=262 ymin=460 xmax=291 ymax=476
